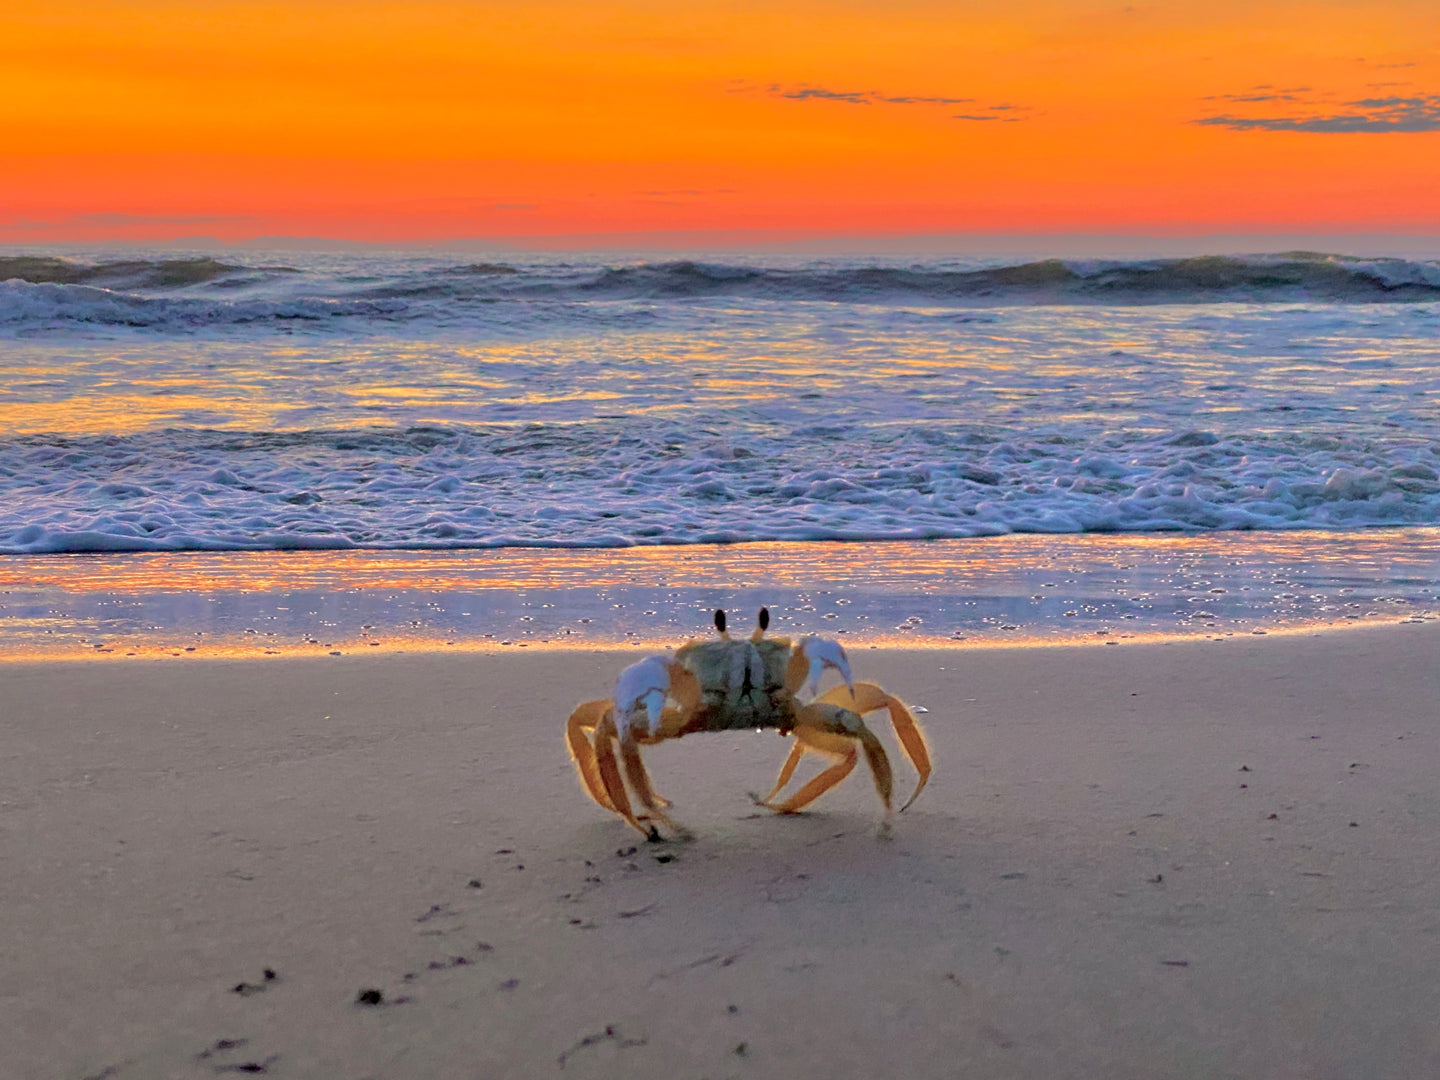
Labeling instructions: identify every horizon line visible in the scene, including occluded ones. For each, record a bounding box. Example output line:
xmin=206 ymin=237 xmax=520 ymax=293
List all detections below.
xmin=4 ymin=229 xmax=1440 ymax=258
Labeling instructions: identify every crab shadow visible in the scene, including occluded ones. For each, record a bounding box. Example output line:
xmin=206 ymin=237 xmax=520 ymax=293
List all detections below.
xmin=577 ymin=803 xmax=972 ymax=907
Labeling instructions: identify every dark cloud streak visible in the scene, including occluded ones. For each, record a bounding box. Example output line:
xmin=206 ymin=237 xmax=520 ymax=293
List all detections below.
xmin=776 ymin=86 xmax=873 ymax=104
xmin=1196 ymin=92 xmax=1440 ymax=133
xmin=876 ymin=94 xmax=975 ymax=105
xmin=772 ymin=85 xmax=975 ymax=106
xmin=763 ymin=83 xmax=1036 ymax=121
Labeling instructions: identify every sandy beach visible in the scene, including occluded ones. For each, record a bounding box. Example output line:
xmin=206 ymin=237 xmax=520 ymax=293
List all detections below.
xmin=5 ymin=625 xmax=1440 ymax=1079
xmin=8 ymin=4 xmax=1440 ymax=1080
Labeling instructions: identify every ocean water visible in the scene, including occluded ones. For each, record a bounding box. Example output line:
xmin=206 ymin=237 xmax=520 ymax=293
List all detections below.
xmin=5 ymin=247 xmax=1440 ymax=553
xmin=2 ymin=247 xmax=1439 ymax=655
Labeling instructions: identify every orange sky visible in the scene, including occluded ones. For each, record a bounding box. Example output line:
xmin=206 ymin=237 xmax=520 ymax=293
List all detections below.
xmin=1 ymin=1 xmax=1437 ymax=245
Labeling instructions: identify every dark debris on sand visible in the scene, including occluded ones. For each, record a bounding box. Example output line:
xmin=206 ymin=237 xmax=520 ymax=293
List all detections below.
xmin=556 ymin=1025 xmax=648 ymax=1069
xmin=215 ymin=1056 xmax=279 ymax=1075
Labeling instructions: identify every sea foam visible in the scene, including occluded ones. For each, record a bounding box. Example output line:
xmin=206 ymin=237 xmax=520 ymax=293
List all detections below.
xmin=2 ymin=422 xmax=1438 ymax=554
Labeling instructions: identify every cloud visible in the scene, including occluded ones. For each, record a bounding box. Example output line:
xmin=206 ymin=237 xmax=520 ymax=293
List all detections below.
xmin=1206 ymin=93 xmax=1302 ymax=104
xmin=772 ymin=84 xmax=976 ymax=106
xmin=952 ymin=113 xmax=1024 ymax=123
xmin=1203 ymin=87 xmax=1313 ymax=103
xmin=775 ymin=86 xmax=873 ymax=105
xmin=772 ymin=85 xmax=978 ymax=106
xmin=876 ymin=94 xmax=976 ymax=106
xmin=954 ymin=103 xmax=1032 ymax=122
xmin=765 ymin=83 xmax=1037 ymax=122
xmin=1196 ymin=92 xmax=1440 ymax=133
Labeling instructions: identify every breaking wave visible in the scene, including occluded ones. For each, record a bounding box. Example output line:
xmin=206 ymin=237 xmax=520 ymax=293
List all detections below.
xmin=0 ymin=280 xmax=409 ymax=328
xmin=2 ymin=251 xmax=1439 ymax=334
xmin=4 ymin=421 xmax=1440 ymax=554
xmin=0 ymin=255 xmax=298 ymax=288
xmin=557 ymin=253 xmax=1440 ymax=303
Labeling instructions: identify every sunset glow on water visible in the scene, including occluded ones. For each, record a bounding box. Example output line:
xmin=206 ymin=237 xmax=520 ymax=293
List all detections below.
xmin=3 ymin=530 xmax=1436 ymax=660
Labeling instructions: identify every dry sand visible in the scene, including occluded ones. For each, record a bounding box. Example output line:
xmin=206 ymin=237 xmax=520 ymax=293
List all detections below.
xmin=3 ymin=627 xmax=1439 ymax=1079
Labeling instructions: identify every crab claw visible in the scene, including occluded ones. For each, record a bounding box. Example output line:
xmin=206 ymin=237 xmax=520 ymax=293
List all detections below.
xmin=796 ymin=635 xmax=854 ymax=699
xmin=614 ymin=655 xmax=671 ymax=739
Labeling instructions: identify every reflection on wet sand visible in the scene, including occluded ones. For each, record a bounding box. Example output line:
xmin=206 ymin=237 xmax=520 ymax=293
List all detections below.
xmin=1 ymin=530 xmax=1437 ymax=661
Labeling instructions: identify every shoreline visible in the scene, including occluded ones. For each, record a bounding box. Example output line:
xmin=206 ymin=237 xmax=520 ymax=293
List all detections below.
xmin=4 ymin=518 xmax=1440 ymax=557
xmin=2 ymin=528 xmax=1438 ymax=662
xmin=5 ymin=627 xmax=1440 ymax=1077
xmin=0 ymin=606 xmax=1431 ymax=664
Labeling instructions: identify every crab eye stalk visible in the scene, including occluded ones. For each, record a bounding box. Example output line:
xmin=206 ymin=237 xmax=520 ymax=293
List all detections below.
xmin=714 ymin=609 xmax=727 ymax=634
xmin=758 ymin=607 xmax=770 ymax=632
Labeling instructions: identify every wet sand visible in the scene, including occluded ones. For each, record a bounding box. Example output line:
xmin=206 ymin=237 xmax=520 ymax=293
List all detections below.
xmin=4 ymin=626 xmax=1439 ymax=1079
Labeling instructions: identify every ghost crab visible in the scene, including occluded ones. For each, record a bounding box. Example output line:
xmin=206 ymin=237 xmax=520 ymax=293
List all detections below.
xmin=565 ymin=608 xmax=931 ymax=839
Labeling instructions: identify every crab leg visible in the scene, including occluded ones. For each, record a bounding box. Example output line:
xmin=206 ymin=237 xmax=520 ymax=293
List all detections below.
xmin=593 ymin=714 xmax=652 ymax=838
xmin=765 ymin=729 xmax=858 ymax=815
xmin=618 ymin=736 xmax=687 ymax=838
xmin=764 ymin=707 xmax=894 ymax=816
xmin=566 ymin=700 xmax=617 ymax=812
xmin=761 ymin=739 xmax=806 ymax=805
xmin=818 ymin=681 xmax=932 ymax=812
xmin=854 ymin=724 xmax=894 ymax=813
xmin=887 ymin=705 xmax=931 ymax=813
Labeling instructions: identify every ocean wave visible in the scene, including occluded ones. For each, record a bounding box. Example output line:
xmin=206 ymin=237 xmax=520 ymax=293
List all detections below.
xmin=555 ymin=254 xmax=1440 ymax=303
xmin=445 ymin=262 xmax=520 ymax=276
xmin=348 ymin=253 xmax=1440 ymax=305
xmin=0 ymin=280 xmax=408 ymax=328
xmin=0 ymin=255 xmax=299 ymax=288
xmin=3 ymin=252 xmax=1439 ymax=335
xmin=4 ymin=422 xmax=1438 ymax=554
